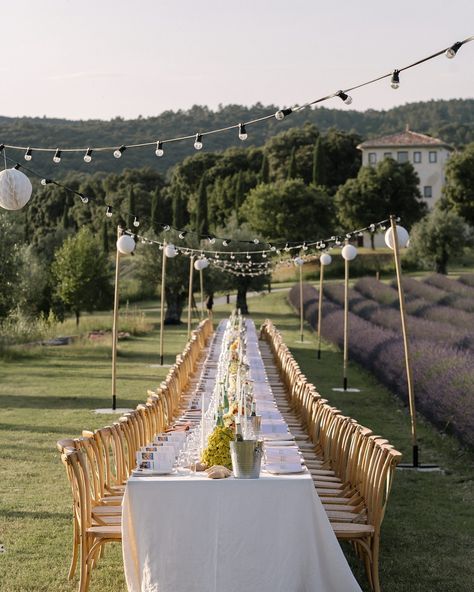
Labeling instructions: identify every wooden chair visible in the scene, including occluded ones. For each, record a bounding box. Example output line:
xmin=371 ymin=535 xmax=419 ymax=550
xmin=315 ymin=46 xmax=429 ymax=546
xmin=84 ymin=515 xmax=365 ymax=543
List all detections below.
xmin=62 ymin=449 xmax=121 ymax=592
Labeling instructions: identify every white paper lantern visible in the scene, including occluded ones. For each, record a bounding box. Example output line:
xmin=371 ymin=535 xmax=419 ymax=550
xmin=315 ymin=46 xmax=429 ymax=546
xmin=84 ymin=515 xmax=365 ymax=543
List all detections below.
xmin=384 ymin=225 xmax=410 ymax=249
xmin=0 ymin=168 xmax=33 ymax=210
xmin=341 ymin=244 xmax=358 ymax=261
xmin=294 ymin=257 xmax=304 ymax=266
xmin=201 ymin=258 xmax=209 ymax=269
xmin=116 ymin=234 xmax=136 ymax=255
xmin=320 ymin=253 xmax=332 ymax=266
xmin=164 ymin=244 xmax=178 ymax=258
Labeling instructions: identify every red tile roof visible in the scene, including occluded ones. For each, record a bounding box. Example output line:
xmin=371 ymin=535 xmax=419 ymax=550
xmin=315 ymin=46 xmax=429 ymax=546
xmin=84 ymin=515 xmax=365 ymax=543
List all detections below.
xmin=357 ymin=129 xmax=453 ymax=150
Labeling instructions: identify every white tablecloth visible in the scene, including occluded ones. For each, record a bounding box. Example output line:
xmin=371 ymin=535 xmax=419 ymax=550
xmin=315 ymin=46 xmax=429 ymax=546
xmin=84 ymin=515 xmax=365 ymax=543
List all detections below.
xmin=122 ymin=319 xmax=362 ymax=592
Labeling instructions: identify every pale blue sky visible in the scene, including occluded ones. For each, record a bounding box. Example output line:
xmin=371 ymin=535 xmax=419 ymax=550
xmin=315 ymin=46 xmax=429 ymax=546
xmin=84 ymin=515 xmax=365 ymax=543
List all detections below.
xmin=2 ymin=0 xmax=473 ymax=120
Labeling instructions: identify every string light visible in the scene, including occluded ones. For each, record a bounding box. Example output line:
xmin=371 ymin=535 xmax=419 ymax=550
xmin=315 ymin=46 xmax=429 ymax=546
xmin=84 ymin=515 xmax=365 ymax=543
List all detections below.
xmin=24 ymin=147 xmax=32 ymax=161
xmin=179 ymin=231 xmax=187 ymax=239
xmin=390 ymin=70 xmax=400 ymax=89
xmin=238 ymin=123 xmax=248 ymax=141
xmin=84 ymin=148 xmax=93 ymax=163
xmin=336 ymin=90 xmax=353 ymax=105
xmin=223 ymin=239 xmax=230 ymax=246
xmin=274 ymin=108 xmax=292 ymax=121
xmin=79 ymin=194 xmax=89 ymax=204
xmin=194 ymin=134 xmax=203 ymax=150
xmin=41 ymin=178 xmax=51 ymax=185
xmin=114 ymin=145 xmax=126 ymax=158
xmin=106 ymin=205 xmax=113 ymax=218
xmin=445 ymin=41 xmax=463 ymax=59
xmin=53 ymin=149 xmax=62 ymax=163
xmin=155 ymin=141 xmax=164 ymax=157
xmin=133 ymin=216 xmax=140 ymax=227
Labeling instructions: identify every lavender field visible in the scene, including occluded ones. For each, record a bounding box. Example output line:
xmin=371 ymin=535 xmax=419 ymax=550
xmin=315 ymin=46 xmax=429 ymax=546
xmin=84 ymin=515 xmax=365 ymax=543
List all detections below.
xmin=290 ymin=274 xmax=474 ymax=448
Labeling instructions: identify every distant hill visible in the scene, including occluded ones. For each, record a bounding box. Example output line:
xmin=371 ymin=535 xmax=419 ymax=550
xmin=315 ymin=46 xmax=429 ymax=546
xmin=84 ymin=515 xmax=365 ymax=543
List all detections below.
xmin=1 ymin=99 xmax=473 ymax=178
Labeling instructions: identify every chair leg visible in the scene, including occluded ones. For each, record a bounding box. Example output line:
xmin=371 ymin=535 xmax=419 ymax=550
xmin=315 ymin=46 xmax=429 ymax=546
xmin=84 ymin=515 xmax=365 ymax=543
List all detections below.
xmin=370 ymin=535 xmax=381 ymax=592
xmin=68 ymin=516 xmax=80 ymax=580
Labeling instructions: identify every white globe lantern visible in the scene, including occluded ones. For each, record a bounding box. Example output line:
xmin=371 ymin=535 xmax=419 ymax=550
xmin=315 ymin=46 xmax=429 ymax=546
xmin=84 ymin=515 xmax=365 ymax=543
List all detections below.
xmin=341 ymin=244 xmax=358 ymax=261
xmin=294 ymin=257 xmax=304 ymax=266
xmin=0 ymin=168 xmax=33 ymax=210
xmin=194 ymin=259 xmax=202 ymax=271
xmin=194 ymin=258 xmax=208 ymax=271
xmin=116 ymin=234 xmax=136 ymax=255
xmin=201 ymin=258 xmax=209 ymax=269
xmin=384 ymin=225 xmax=410 ymax=249
xmin=164 ymin=244 xmax=178 ymax=258
xmin=320 ymin=253 xmax=332 ymax=266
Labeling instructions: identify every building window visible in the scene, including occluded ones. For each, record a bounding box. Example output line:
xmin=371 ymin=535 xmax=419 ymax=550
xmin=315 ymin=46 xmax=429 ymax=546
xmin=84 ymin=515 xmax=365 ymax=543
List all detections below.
xmin=429 ymin=151 xmax=437 ymax=163
xmin=383 ymin=152 xmax=393 ymax=159
xmin=423 ymin=186 xmax=432 ymax=198
xmin=397 ymin=151 xmax=409 ymax=163
xmin=413 ymin=151 xmax=422 ymax=163
xmin=368 ymin=152 xmax=377 ymax=165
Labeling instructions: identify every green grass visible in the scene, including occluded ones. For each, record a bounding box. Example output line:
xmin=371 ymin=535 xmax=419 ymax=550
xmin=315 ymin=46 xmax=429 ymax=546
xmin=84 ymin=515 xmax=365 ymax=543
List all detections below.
xmin=1 ymin=292 xmax=473 ymax=591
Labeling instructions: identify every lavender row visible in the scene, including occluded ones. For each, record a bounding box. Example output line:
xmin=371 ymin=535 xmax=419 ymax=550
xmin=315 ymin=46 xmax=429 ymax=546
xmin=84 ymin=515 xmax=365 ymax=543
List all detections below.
xmin=289 ymin=284 xmax=474 ymax=449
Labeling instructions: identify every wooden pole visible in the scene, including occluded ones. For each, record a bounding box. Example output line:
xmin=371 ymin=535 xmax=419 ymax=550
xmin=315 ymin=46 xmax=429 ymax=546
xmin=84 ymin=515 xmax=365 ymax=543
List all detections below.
xmin=299 ymin=263 xmax=304 ymax=342
xmin=343 ymin=256 xmax=349 ymax=391
xmin=187 ymin=255 xmax=195 ymax=338
xmin=200 ymin=268 xmax=204 ymax=318
xmin=390 ymin=215 xmax=418 ymax=467
xmin=159 ymin=241 xmax=167 ymax=366
xmin=111 ymin=226 xmax=121 ymax=410
xmin=317 ymin=262 xmax=324 ymax=359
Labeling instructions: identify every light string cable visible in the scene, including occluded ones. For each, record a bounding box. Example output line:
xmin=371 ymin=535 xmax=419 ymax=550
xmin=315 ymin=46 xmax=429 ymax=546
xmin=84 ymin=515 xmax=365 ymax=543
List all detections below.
xmin=0 ymin=37 xmax=472 ymax=157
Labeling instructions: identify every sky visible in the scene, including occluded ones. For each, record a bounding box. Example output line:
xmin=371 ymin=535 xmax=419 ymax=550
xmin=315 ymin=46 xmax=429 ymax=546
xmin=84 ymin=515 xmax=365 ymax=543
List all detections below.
xmin=1 ymin=0 xmax=473 ymax=120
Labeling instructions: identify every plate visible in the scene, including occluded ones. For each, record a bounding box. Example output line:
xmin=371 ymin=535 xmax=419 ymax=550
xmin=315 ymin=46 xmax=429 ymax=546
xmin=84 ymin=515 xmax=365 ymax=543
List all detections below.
xmin=264 ymin=464 xmax=306 ymax=475
xmin=132 ymin=468 xmax=173 ymax=476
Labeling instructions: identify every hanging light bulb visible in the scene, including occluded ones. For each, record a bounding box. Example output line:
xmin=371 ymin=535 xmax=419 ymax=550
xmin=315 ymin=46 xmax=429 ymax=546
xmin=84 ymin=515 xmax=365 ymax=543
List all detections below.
xmin=105 ymin=205 xmax=113 ymax=218
xmin=133 ymin=216 xmax=140 ymax=227
xmin=84 ymin=148 xmax=93 ymax=163
xmin=208 ymin=236 xmax=216 ymax=244
xmin=155 ymin=141 xmax=164 ymax=157
xmin=53 ymin=149 xmax=62 ymax=163
xmin=262 ymin=253 xmax=267 ymax=258
xmin=336 ymin=90 xmax=353 ymax=105
xmin=246 ymin=252 xmax=251 ymax=260
xmin=194 ymin=134 xmax=203 ymax=150
xmin=178 ymin=231 xmax=187 ymax=239
xmin=230 ymin=253 xmax=235 ymax=260
xmin=41 ymin=178 xmax=51 ymax=186
xmin=114 ymin=145 xmax=126 ymax=158
xmin=24 ymin=147 xmax=33 ymax=161
xmin=80 ymin=194 xmax=89 ymax=204
xmin=390 ymin=70 xmax=400 ymax=89
xmin=162 ymin=224 xmax=171 ymax=231
xmin=238 ymin=123 xmax=248 ymax=141
xmin=253 ymin=238 xmax=259 ymax=244
xmin=222 ymin=239 xmax=230 ymax=247
xmin=445 ymin=41 xmax=462 ymax=59
xmin=274 ymin=108 xmax=292 ymax=121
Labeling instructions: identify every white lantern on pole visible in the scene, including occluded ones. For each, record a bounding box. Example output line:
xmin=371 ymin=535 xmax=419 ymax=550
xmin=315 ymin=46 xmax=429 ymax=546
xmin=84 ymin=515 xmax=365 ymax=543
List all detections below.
xmin=294 ymin=257 xmax=304 ymax=266
xmin=201 ymin=258 xmax=209 ymax=269
xmin=165 ymin=244 xmax=178 ymax=258
xmin=194 ymin=258 xmax=208 ymax=270
xmin=341 ymin=244 xmax=358 ymax=261
xmin=320 ymin=253 xmax=332 ymax=266
xmin=0 ymin=168 xmax=33 ymax=210
xmin=384 ymin=226 xmax=409 ymax=249
xmin=116 ymin=234 xmax=136 ymax=255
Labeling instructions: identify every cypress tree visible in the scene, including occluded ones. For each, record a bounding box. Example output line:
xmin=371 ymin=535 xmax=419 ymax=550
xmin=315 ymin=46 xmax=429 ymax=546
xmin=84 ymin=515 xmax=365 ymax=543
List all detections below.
xmin=234 ymin=171 xmax=243 ymax=224
xmin=288 ymin=146 xmax=298 ymax=179
xmin=150 ymin=188 xmax=160 ymax=233
xmin=128 ymin=187 xmax=136 ymax=229
xmin=172 ymin=187 xmax=186 ymax=229
xmin=102 ymin=220 xmax=109 ymax=253
xmin=312 ymin=136 xmax=326 ymax=186
xmin=195 ymin=177 xmax=209 ymax=237
xmin=260 ymin=153 xmax=270 ymax=184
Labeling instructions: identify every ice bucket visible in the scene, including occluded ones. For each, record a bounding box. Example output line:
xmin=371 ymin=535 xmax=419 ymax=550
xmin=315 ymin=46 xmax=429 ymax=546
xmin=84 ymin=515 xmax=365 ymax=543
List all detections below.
xmin=230 ymin=440 xmax=263 ymax=479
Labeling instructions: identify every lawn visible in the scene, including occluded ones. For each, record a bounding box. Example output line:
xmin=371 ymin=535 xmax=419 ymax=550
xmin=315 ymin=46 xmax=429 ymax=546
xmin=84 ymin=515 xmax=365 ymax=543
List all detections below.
xmin=0 ymin=292 xmax=473 ymax=591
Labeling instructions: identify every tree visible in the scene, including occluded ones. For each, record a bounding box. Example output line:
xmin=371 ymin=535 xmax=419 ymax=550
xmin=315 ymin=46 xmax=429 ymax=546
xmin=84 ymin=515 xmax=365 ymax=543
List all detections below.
xmin=407 ymin=206 xmax=472 ymax=274
xmin=102 ymin=220 xmax=109 ymax=253
xmin=259 ymin=153 xmax=270 ymax=184
xmin=241 ymin=179 xmax=335 ymax=242
xmin=287 ymin=146 xmax=298 ymax=179
xmin=312 ymin=136 xmax=326 ymax=186
xmin=195 ymin=177 xmax=209 ymax=237
xmin=52 ymin=228 xmax=112 ymax=325
xmin=0 ymin=213 xmax=24 ymax=318
xmin=335 ymin=158 xmax=427 ymax=248
xmin=128 ymin=187 xmax=136 ymax=229
xmin=443 ymin=142 xmax=474 ymax=225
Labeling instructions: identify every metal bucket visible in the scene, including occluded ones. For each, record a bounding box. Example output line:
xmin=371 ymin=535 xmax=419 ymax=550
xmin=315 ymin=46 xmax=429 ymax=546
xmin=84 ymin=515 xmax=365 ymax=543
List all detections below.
xmin=230 ymin=440 xmax=263 ymax=479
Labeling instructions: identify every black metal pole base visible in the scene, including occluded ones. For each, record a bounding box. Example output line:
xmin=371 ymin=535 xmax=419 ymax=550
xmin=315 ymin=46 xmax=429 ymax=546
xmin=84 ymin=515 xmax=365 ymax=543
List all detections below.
xmin=317 ymin=349 xmax=321 ymax=360
xmin=397 ymin=445 xmax=440 ymax=471
xmin=112 ymin=394 xmax=117 ymax=411
xmin=343 ymin=377 xmax=348 ymax=391
xmin=160 ymin=354 xmax=164 ymax=366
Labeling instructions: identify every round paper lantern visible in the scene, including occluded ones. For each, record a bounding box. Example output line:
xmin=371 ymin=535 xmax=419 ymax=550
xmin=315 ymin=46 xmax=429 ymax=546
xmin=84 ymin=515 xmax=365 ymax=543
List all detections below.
xmin=294 ymin=257 xmax=304 ymax=266
xmin=384 ymin=225 xmax=409 ymax=249
xmin=0 ymin=168 xmax=33 ymax=210
xmin=164 ymin=244 xmax=178 ymax=258
xmin=341 ymin=244 xmax=358 ymax=261
xmin=116 ymin=234 xmax=136 ymax=255
xmin=194 ymin=258 xmax=208 ymax=271
xmin=320 ymin=253 xmax=332 ymax=266
xmin=201 ymin=258 xmax=209 ymax=269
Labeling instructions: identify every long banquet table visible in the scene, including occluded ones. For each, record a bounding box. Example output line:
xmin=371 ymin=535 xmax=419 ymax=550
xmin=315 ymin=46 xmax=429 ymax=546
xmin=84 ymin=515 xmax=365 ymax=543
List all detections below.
xmin=122 ymin=320 xmax=362 ymax=592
